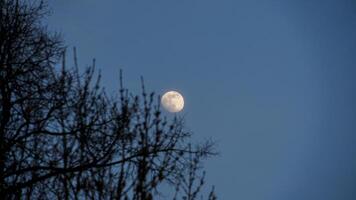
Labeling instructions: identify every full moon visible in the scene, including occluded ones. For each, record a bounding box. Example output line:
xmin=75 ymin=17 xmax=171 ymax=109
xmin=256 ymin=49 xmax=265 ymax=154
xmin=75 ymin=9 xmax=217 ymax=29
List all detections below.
xmin=161 ymin=91 xmax=184 ymax=113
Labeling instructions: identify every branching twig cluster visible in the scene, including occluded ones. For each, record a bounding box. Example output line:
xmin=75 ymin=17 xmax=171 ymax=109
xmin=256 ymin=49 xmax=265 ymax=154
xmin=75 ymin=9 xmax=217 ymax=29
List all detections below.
xmin=0 ymin=1 xmax=217 ymax=199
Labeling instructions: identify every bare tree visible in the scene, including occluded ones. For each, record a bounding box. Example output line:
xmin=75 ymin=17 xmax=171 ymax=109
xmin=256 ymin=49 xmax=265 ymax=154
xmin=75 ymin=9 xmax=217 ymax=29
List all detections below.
xmin=0 ymin=1 xmax=217 ymax=199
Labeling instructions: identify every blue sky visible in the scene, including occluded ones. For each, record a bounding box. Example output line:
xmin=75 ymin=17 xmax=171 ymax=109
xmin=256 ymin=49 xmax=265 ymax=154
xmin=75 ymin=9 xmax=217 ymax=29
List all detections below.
xmin=49 ymin=0 xmax=356 ymax=199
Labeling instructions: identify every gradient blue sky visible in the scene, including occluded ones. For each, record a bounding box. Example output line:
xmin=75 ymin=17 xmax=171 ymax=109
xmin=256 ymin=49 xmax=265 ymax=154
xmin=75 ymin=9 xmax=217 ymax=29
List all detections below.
xmin=48 ymin=0 xmax=356 ymax=199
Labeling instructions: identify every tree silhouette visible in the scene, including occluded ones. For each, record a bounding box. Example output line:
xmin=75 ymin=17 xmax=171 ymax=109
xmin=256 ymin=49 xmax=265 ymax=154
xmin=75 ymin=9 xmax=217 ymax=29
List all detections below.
xmin=0 ymin=1 xmax=217 ymax=199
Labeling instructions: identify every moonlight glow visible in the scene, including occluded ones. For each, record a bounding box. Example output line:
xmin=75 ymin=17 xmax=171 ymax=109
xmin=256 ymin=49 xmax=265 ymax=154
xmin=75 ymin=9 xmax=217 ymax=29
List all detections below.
xmin=161 ymin=91 xmax=184 ymax=113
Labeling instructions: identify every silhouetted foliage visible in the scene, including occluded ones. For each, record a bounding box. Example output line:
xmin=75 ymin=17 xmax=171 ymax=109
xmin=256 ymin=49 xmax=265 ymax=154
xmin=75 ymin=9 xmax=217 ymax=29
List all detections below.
xmin=0 ymin=1 xmax=217 ymax=199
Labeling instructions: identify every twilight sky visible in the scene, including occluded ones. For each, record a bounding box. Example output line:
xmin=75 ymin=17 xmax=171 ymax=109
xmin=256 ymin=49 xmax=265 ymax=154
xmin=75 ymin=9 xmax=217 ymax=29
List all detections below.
xmin=48 ymin=0 xmax=356 ymax=199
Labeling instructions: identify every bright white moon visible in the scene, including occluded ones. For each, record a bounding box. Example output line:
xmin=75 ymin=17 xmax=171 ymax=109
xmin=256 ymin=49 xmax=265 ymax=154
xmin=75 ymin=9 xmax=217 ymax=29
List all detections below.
xmin=161 ymin=91 xmax=184 ymax=113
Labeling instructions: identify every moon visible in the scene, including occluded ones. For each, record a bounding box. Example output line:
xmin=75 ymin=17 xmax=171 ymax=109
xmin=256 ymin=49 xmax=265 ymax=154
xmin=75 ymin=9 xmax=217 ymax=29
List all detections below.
xmin=161 ymin=91 xmax=184 ymax=113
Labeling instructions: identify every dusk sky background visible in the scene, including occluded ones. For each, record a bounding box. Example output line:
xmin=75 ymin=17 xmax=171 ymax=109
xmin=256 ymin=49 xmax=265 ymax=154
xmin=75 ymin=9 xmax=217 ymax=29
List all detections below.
xmin=48 ymin=0 xmax=356 ymax=199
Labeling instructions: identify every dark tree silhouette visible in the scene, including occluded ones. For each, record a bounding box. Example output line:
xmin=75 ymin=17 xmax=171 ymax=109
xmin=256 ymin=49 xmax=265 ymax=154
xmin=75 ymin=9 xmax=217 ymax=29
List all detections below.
xmin=0 ymin=1 xmax=217 ymax=199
